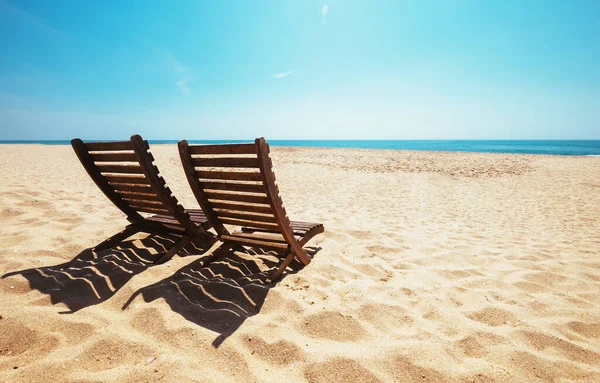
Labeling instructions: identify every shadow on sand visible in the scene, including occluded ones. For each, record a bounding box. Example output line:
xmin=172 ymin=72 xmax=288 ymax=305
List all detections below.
xmin=2 ymin=234 xmax=213 ymax=313
xmin=122 ymin=245 xmax=322 ymax=347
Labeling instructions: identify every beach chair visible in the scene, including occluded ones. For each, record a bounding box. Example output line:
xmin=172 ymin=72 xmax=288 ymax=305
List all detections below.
xmin=177 ymin=137 xmax=324 ymax=283
xmin=71 ymin=135 xmax=213 ymax=263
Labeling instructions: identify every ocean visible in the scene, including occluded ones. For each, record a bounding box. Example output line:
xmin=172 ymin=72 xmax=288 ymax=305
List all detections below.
xmin=1 ymin=140 xmax=599 ymax=156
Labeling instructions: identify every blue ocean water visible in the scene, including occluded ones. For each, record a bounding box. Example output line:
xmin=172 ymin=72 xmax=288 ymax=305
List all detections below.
xmin=1 ymin=140 xmax=599 ymax=156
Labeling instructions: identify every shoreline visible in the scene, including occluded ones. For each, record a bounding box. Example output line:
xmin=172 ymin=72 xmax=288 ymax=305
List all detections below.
xmin=2 ymin=142 xmax=600 ymax=158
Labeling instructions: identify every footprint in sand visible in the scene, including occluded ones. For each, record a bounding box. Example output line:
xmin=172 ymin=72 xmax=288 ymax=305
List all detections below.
xmin=518 ymin=330 xmax=600 ymax=365
xmin=0 ymin=208 xmax=25 ymax=219
xmin=365 ymin=244 xmax=399 ymax=254
xmin=358 ymin=303 xmax=413 ymax=331
xmin=353 ymin=263 xmax=394 ymax=281
xmin=46 ymin=319 xmax=96 ymax=346
xmin=466 ymin=307 xmax=518 ymax=327
xmin=304 ymin=357 xmax=381 ymax=383
xmin=348 ymin=229 xmax=374 ymax=240
xmin=0 ymin=318 xmax=59 ymax=365
xmin=379 ymin=354 xmax=447 ymax=382
xmin=75 ymin=338 xmax=155 ymax=372
xmin=513 ymin=280 xmax=550 ymax=293
xmin=455 ymin=331 xmax=508 ymax=358
xmin=524 ymin=271 xmax=567 ymax=287
xmin=300 ymin=311 xmax=366 ymax=342
xmin=566 ymin=321 xmax=600 ymax=339
xmin=507 ymin=350 xmax=596 ymax=382
xmin=241 ymin=335 xmax=304 ymax=366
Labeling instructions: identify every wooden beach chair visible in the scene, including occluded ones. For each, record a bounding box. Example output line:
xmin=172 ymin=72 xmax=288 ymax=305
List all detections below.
xmin=71 ymin=135 xmax=213 ymax=263
xmin=178 ymin=137 xmax=324 ymax=283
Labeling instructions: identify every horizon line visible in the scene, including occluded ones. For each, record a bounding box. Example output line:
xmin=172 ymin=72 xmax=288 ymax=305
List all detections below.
xmin=2 ymin=138 xmax=600 ymax=142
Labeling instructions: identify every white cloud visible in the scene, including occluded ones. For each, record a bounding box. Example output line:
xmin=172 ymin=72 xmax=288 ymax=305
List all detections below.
xmin=163 ymin=51 xmax=192 ymax=95
xmin=321 ymin=4 xmax=328 ymax=26
xmin=176 ymin=78 xmax=192 ymax=95
xmin=273 ymin=70 xmax=296 ymax=79
xmin=165 ymin=52 xmax=186 ymax=73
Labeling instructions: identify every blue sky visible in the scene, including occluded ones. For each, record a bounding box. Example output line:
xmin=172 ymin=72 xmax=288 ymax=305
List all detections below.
xmin=0 ymin=0 xmax=599 ymax=140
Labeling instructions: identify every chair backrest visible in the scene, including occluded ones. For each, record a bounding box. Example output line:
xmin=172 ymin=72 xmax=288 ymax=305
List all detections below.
xmin=71 ymin=135 xmax=196 ymax=232
xmin=178 ymin=137 xmax=296 ymax=244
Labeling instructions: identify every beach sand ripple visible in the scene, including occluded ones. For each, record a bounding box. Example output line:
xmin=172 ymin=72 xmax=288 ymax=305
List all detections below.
xmin=1 ymin=145 xmax=599 ymax=382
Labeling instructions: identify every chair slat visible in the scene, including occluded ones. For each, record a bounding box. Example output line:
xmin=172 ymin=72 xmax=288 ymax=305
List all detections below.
xmin=86 ymin=141 xmax=133 ymax=151
xmin=195 ymin=170 xmax=263 ymax=181
xmin=127 ymin=198 xmax=166 ymax=208
xmin=201 ymin=181 xmax=265 ymax=193
xmin=117 ymin=191 xmax=161 ymax=202
xmin=192 ymin=157 xmax=260 ymax=168
xmin=91 ymin=153 xmax=138 ymax=162
xmin=97 ymin=164 xmax=144 ymax=174
xmin=123 ymin=197 xmax=163 ymax=206
xmin=130 ymin=204 xmax=171 ymax=215
xmin=212 ymin=202 xmax=273 ymax=214
xmin=112 ymin=183 xmax=154 ymax=193
xmin=205 ymin=191 xmax=269 ymax=204
xmin=216 ymin=210 xmax=277 ymax=223
xmin=188 ymin=143 xmax=256 ymax=155
xmin=221 ymin=234 xmax=288 ymax=250
xmin=229 ymin=231 xmax=287 ymax=243
xmin=105 ymin=175 xmax=151 ymax=185
xmin=220 ymin=217 xmax=279 ymax=231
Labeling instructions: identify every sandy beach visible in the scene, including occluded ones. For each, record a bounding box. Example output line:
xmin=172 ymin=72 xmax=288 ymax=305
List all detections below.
xmin=0 ymin=144 xmax=599 ymax=382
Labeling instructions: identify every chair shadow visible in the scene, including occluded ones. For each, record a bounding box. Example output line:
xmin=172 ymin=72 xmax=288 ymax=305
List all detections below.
xmin=122 ymin=245 xmax=322 ymax=347
xmin=1 ymin=234 xmax=214 ymax=314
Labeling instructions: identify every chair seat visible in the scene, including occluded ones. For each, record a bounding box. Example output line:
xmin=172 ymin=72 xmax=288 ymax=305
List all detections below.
xmin=145 ymin=209 xmax=210 ymax=230
xmin=224 ymin=221 xmax=324 ymax=250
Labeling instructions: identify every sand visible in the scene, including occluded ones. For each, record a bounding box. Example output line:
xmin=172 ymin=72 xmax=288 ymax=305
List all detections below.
xmin=0 ymin=144 xmax=599 ymax=382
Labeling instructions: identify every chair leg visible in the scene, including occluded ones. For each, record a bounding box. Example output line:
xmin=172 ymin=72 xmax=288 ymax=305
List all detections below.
xmin=154 ymin=235 xmax=193 ymax=264
xmin=266 ymin=251 xmax=297 ymax=284
xmin=94 ymin=226 xmax=140 ymax=251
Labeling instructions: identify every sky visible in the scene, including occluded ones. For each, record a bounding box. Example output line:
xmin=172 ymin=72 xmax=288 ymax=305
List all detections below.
xmin=0 ymin=0 xmax=599 ymax=140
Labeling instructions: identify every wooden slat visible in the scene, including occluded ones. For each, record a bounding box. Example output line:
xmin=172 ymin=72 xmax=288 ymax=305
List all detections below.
xmin=97 ymin=164 xmax=144 ymax=174
xmin=127 ymin=199 xmax=166 ymax=209
xmin=201 ymin=181 xmax=265 ymax=193
xmin=205 ymin=191 xmax=269 ymax=204
xmin=91 ymin=152 xmax=138 ymax=162
xmin=212 ymin=202 xmax=273 ymax=214
xmin=195 ymin=170 xmax=263 ymax=181
xmin=192 ymin=157 xmax=260 ymax=168
xmin=188 ymin=143 xmax=256 ymax=155
xmin=105 ymin=175 xmax=150 ymax=185
xmin=117 ymin=191 xmax=161 ymax=202
xmin=216 ymin=210 xmax=277 ymax=223
xmin=220 ymin=217 xmax=280 ymax=231
xmin=86 ymin=141 xmax=133 ymax=151
xmin=229 ymin=231 xmax=287 ymax=243
xmin=291 ymin=221 xmax=319 ymax=229
xmin=146 ymin=215 xmax=179 ymax=225
xmin=132 ymin=205 xmax=171 ymax=215
xmin=123 ymin=197 xmax=163 ymax=206
xmin=162 ymin=224 xmax=187 ymax=232
xmin=221 ymin=234 xmax=288 ymax=250
xmin=112 ymin=183 xmax=154 ymax=193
